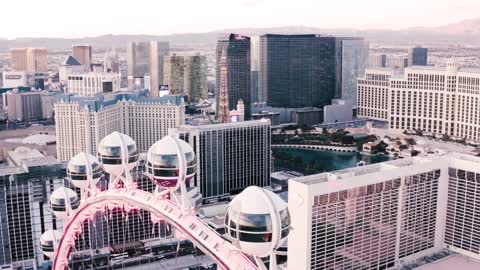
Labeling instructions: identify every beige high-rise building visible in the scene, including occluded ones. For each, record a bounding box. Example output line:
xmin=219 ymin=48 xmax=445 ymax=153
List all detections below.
xmin=72 ymin=45 xmax=92 ymax=67
xmin=5 ymin=90 xmax=43 ymax=121
xmin=10 ymin=48 xmax=47 ymax=73
xmin=127 ymin=41 xmax=169 ymax=96
xmin=386 ymin=54 xmax=408 ymax=73
xmin=54 ymin=92 xmax=185 ymax=161
xmin=369 ymin=53 xmax=387 ymax=68
xmin=27 ymin=48 xmax=47 ymax=73
xmin=185 ymin=55 xmax=208 ymax=102
xmin=163 ymin=54 xmax=185 ymax=95
xmin=10 ymin=48 xmax=28 ymax=71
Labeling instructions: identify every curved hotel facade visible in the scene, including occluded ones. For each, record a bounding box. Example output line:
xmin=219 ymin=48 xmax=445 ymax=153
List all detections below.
xmin=358 ymin=62 xmax=480 ymax=143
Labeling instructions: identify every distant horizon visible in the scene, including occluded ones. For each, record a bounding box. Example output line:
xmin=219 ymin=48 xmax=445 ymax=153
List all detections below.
xmin=1 ymin=16 xmax=479 ymax=41
xmin=2 ymin=0 xmax=480 ymax=39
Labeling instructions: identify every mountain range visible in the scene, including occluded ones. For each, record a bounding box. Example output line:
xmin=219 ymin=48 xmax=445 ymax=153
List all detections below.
xmin=0 ymin=18 xmax=479 ymax=51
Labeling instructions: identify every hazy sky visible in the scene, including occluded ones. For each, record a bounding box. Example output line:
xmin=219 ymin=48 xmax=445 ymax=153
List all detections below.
xmin=3 ymin=0 xmax=480 ymax=38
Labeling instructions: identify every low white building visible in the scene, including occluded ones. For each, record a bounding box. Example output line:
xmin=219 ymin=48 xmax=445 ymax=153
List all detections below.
xmin=2 ymin=71 xmax=27 ymax=88
xmin=323 ymin=99 xmax=353 ymax=124
xmin=59 ymin=56 xmax=84 ymax=82
xmin=67 ymin=71 xmax=121 ymax=96
xmin=362 ymin=141 xmax=375 ymax=154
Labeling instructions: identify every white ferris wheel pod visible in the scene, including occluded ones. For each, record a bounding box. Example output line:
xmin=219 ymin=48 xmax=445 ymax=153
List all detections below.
xmin=50 ymin=187 xmax=80 ymax=219
xmin=145 ymin=135 xmax=197 ymax=191
xmin=97 ymin=131 xmax=139 ymax=177
xmin=40 ymin=229 xmax=62 ymax=258
xmin=67 ymin=152 xmax=103 ymax=189
xmin=225 ymin=186 xmax=291 ymax=258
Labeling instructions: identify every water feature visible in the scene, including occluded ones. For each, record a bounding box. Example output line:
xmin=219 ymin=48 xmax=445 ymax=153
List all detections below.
xmin=272 ymin=148 xmax=389 ymax=175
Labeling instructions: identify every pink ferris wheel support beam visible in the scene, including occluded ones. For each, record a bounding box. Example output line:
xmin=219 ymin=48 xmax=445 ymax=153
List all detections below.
xmin=52 ymin=188 xmax=259 ymax=270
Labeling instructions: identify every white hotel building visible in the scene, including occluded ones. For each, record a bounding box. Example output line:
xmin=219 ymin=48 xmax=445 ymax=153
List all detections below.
xmin=288 ymin=153 xmax=480 ymax=270
xmin=67 ymin=72 xmax=121 ymax=96
xmin=55 ymin=91 xmax=185 ymax=161
xmin=358 ymin=61 xmax=480 ymax=142
xmin=357 ymin=67 xmax=393 ymax=121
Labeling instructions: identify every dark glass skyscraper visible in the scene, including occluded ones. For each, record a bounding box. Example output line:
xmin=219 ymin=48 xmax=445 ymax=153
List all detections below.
xmin=259 ymin=34 xmax=336 ymax=108
xmin=216 ymin=34 xmax=251 ymax=120
xmin=408 ymin=46 xmax=428 ymax=66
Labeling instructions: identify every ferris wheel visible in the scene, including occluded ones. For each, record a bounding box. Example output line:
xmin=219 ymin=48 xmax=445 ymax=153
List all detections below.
xmin=40 ymin=131 xmax=290 ymax=270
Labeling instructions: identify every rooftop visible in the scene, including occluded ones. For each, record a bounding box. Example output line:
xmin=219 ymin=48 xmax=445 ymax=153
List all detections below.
xmin=271 ymin=171 xmax=304 ymax=181
xmin=63 ymin=56 xmax=81 ymax=66
xmin=405 ymin=65 xmax=480 ymax=74
xmin=252 ymin=111 xmax=281 ymax=116
xmin=459 ymin=67 xmax=480 ymax=73
xmin=67 ymin=71 xmax=120 ymax=77
xmin=56 ymin=90 xmax=184 ymax=112
xmin=409 ymin=65 xmax=445 ymax=71
xmin=197 ymin=202 xmax=229 ymax=218
xmin=294 ymin=107 xmax=323 ymax=112
xmin=8 ymin=147 xmax=44 ymax=166
xmin=366 ymin=67 xmax=396 ymax=72
xmin=291 ymin=156 xmax=435 ymax=186
xmin=21 ymin=134 xmax=56 ymax=145
xmin=176 ymin=119 xmax=271 ymax=131
xmin=22 ymin=155 xmax=60 ymax=168
xmin=413 ymin=254 xmax=480 ymax=270
xmin=2 ymin=147 xmax=61 ymax=175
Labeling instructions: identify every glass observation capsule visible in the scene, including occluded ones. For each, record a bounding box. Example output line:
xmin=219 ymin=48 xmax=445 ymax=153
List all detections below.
xmin=97 ymin=132 xmax=138 ymax=176
xmin=146 ymin=136 xmax=197 ymax=190
xmin=40 ymin=229 xmax=62 ymax=257
xmin=225 ymin=186 xmax=290 ymax=257
xmin=67 ymin=152 xmax=103 ymax=189
xmin=50 ymin=187 xmax=80 ymax=219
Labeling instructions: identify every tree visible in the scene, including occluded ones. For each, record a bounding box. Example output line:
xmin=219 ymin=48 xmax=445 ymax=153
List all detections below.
xmin=342 ymin=135 xmax=354 ymax=145
xmin=371 ymin=141 xmax=388 ymax=154
xmin=406 ymin=138 xmax=416 ymax=145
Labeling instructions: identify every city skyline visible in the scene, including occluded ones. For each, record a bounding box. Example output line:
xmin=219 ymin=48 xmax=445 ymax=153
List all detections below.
xmin=1 ymin=0 xmax=480 ymax=39
xmin=2 ymin=2 xmax=480 ymax=269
